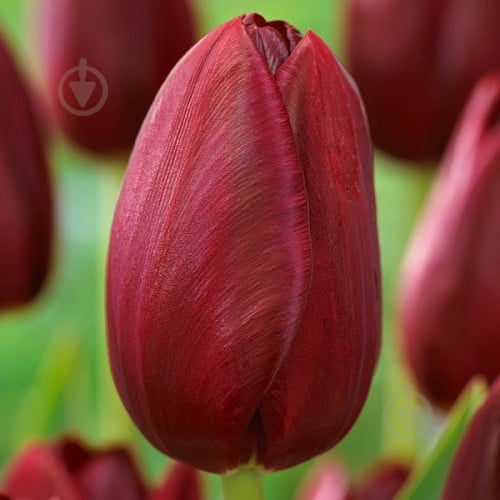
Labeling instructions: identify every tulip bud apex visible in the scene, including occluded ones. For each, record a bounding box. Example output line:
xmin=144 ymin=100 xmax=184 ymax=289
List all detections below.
xmin=442 ymin=378 xmax=500 ymax=499
xmin=398 ymin=74 xmax=500 ymax=408
xmin=151 ymin=462 xmax=203 ymax=500
xmin=3 ymin=437 xmax=148 ymax=500
xmin=107 ymin=13 xmax=381 ymax=473
xmin=346 ymin=0 xmax=500 ymax=161
xmin=0 ymin=33 xmax=52 ymax=309
xmin=39 ymin=0 xmax=195 ymax=155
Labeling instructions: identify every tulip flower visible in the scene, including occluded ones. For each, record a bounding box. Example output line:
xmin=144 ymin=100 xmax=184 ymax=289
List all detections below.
xmin=151 ymin=462 xmax=203 ymax=500
xmin=441 ymin=378 xmax=500 ymax=499
xmin=107 ymin=12 xmax=381 ymax=474
xmin=346 ymin=0 xmax=500 ymax=161
xmin=0 ymin=33 xmax=52 ymax=309
xmin=3 ymin=437 xmax=148 ymax=500
xmin=398 ymin=74 xmax=500 ymax=408
xmin=38 ymin=0 xmax=195 ymax=155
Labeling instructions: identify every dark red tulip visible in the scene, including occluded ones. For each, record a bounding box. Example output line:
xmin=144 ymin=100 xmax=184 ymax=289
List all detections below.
xmin=295 ymin=461 xmax=351 ymax=500
xmin=442 ymin=378 xmax=500 ymax=499
xmin=350 ymin=461 xmax=410 ymax=500
xmin=3 ymin=437 xmax=148 ymax=500
xmin=39 ymin=0 xmax=195 ymax=155
xmin=150 ymin=462 xmax=202 ymax=500
xmin=346 ymin=0 xmax=500 ymax=162
xmin=398 ymin=74 xmax=500 ymax=408
xmin=107 ymin=13 xmax=381 ymax=473
xmin=0 ymin=33 xmax=52 ymax=308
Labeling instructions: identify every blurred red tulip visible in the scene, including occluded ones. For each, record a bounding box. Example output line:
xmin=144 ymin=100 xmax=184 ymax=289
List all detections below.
xmin=39 ymin=0 xmax=195 ymax=155
xmin=107 ymin=13 xmax=381 ymax=473
xmin=150 ymin=462 xmax=202 ymax=500
xmin=0 ymin=33 xmax=52 ymax=309
xmin=295 ymin=462 xmax=351 ymax=500
xmin=3 ymin=437 xmax=147 ymax=500
xmin=346 ymin=0 xmax=500 ymax=162
xmin=442 ymin=378 xmax=500 ymax=499
xmin=350 ymin=461 xmax=410 ymax=500
xmin=398 ymin=74 xmax=500 ymax=408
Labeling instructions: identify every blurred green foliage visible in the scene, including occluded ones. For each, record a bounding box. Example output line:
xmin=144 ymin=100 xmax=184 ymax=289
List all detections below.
xmin=0 ymin=1 xmax=472 ymax=499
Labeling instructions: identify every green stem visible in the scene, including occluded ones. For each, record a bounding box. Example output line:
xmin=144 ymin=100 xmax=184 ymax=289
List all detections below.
xmin=221 ymin=469 xmax=265 ymax=500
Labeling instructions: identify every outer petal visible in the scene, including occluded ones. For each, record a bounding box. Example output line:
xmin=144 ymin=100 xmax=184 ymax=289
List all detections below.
xmin=0 ymin=34 xmax=52 ymax=308
xmin=398 ymin=75 xmax=500 ymax=408
xmin=150 ymin=462 xmax=202 ymax=500
xmin=257 ymin=32 xmax=380 ymax=469
xmin=442 ymin=378 xmax=500 ymax=499
xmin=39 ymin=0 xmax=195 ymax=154
xmin=107 ymin=19 xmax=311 ymax=472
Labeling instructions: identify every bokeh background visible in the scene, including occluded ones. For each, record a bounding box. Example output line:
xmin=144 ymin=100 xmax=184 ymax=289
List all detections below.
xmin=0 ymin=0 xmax=444 ymax=498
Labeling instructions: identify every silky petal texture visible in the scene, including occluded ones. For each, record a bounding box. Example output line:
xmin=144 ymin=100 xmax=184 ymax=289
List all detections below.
xmin=398 ymin=75 xmax=500 ymax=408
xmin=255 ymin=31 xmax=380 ymax=470
xmin=442 ymin=379 xmax=500 ymax=499
xmin=107 ymin=18 xmax=311 ymax=472
xmin=346 ymin=0 xmax=500 ymax=162
xmin=296 ymin=462 xmax=350 ymax=500
xmin=39 ymin=0 xmax=195 ymax=155
xmin=150 ymin=462 xmax=202 ymax=500
xmin=0 ymin=34 xmax=52 ymax=308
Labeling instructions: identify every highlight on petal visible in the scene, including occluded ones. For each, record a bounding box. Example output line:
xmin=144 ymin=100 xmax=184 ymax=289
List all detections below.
xmin=107 ymin=17 xmax=311 ymax=472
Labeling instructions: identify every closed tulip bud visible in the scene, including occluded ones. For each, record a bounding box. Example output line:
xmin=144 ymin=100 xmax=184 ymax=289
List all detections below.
xmin=39 ymin=0 xmax=195 ymax=155
xmin=3 ymin=437 xmax=148 ymax=500
xmin=151 ymin=462 xmax=202 ymax=500
xmin=346 ymin=0 xmax=500 ymax=162
xmin=107 ymin=13 xmax=381 ymax=473
xmin=398 ymin=75 xmax=500 ymax=408
xmin=442 ymin=378 xmax=500 ymax=499
xmin=0 ymin=34 xmax=52 ymax=308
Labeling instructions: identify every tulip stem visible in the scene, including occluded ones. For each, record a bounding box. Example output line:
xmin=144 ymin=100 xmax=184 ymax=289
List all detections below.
xmin=221 ymin=469 xmax=265 ymax=500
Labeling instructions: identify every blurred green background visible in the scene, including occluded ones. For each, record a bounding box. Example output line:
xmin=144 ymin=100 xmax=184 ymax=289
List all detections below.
xmin=0 ymin=0 xmax=441 ymax=498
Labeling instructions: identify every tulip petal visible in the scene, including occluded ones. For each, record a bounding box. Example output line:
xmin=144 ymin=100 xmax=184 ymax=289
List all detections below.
xmin=107 ymin=18 xmax=311 ymax=472
xmin=257 ymin=31 xmax=381 ymax=469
